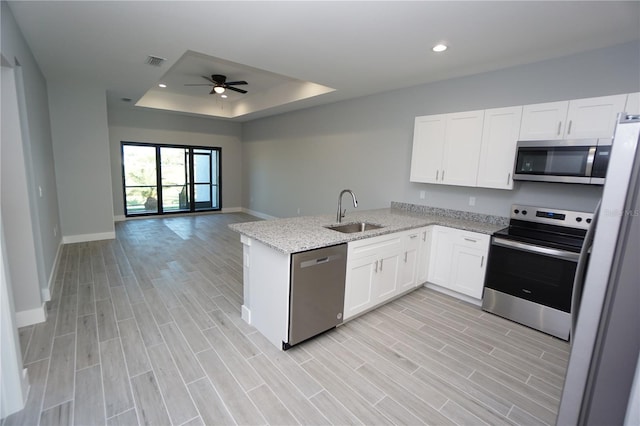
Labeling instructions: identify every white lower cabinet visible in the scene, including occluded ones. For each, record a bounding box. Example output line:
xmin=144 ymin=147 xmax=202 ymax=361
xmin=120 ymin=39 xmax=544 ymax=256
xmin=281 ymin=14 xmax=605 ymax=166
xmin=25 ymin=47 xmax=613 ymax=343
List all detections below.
xmin=416 ymin=227 xmax=433 ymax=284
xmin=398 ymin=228 xmax=422 ymax=292
xmin=428 ymin=226 xmax=489 ymax=300
xmin=344 ymin=233 xmax=402 ymax=320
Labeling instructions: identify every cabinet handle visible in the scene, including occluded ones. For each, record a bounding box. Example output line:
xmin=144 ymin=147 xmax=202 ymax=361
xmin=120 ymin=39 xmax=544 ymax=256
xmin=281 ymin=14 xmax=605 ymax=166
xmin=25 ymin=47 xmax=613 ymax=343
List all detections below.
xmin=442 ymin=170 xmax=445 ymax=181
xmin=507 ymin=173 xmax=511 ymax=185
xmin=436 ymin=170 xmax=439 ymax=181
xmin=557 ymin=121 xmax=562 ymax=136
xmin=567 ymin=120 xmax=572 ymax=135
xmin=422 ymin=232 xmax=426 ymax=241
xmin=410 ymin=234 xmax=418 ymax=239
xmin=404 ymin=252 xmax=408 ymax=263
xmin=481 ymin=256 xmax=485 ymax=267
xmin=380 ymin=258 xmax=384 ymax=271
xmin=374 ymin=260 xmax=378 ymax=273
xmin=464 ymin=238 xmax=477 ymax=243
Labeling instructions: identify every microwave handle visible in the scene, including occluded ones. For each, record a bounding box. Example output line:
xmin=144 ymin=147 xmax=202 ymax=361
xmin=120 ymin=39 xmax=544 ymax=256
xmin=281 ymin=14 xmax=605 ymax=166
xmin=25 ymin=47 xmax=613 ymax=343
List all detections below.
xmin=585 ymin=147 xmax=596 ymax=177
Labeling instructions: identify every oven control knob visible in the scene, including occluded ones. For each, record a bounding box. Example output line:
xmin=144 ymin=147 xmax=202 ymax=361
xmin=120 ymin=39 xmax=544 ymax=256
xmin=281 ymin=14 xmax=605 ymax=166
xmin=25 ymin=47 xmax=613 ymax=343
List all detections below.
xmin=576 ymin=217 xmax=583 ymax=222
xmin=522 ymin=210 xmax=527 ymax=215
xmin=586 ymin=218 xmax=592 ymax=224
xmin=514 ymin=209 xmax=520 ymax=214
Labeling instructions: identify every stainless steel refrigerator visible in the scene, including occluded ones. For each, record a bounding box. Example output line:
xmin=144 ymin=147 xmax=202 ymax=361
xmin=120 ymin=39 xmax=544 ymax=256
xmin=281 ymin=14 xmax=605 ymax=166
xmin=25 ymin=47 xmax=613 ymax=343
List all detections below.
xmin=557 ymin=114 xmax=640 ymax=425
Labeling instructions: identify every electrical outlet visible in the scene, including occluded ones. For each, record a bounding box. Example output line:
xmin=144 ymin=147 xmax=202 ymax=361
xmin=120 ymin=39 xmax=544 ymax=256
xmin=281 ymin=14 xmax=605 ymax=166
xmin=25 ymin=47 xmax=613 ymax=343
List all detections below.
xmin=469 ymin=196 xmax=476 ymax=206
xmin=419 ymin=190 xmax=426 ymax=199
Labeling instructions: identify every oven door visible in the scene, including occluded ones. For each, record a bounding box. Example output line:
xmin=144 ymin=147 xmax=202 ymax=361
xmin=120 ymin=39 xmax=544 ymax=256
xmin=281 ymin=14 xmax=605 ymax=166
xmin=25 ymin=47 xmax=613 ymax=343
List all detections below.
xmin=484 ymin=237 xmax=579 ymax=312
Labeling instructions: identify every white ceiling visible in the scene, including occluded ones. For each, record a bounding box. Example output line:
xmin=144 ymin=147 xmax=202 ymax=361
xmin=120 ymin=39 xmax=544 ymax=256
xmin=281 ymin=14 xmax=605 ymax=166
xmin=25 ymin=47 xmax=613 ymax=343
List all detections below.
xmin=8 ymin=1 xmax=640 ymax=121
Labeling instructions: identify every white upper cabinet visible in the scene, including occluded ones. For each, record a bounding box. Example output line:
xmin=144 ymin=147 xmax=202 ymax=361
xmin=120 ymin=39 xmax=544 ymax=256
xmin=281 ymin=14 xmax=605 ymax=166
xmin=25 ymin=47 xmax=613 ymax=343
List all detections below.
xmin=441 ymin=110 xmax=485 ymax=186
xmin=625 ymin=92 xmax=640 ymax=115
xmin=519 ymin=101 xmax=569 ymax=141
xmin=477 ymin=106 xmax=523 ymax=190
xmin=519 ymin=94 xmax=627 ymax=140
xmin=564 ymin=94 xmax=627 ymax=139
xmin=409 ymin=114 xmax=446 ymax=184
xmin=410 ymin=110 xmax=484 ymax=187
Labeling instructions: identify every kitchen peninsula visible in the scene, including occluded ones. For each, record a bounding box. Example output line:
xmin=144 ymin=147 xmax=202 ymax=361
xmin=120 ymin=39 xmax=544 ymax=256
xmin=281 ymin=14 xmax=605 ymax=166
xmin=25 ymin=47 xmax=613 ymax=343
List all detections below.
xmin=230 ymin=202 xmax=507 ymax=349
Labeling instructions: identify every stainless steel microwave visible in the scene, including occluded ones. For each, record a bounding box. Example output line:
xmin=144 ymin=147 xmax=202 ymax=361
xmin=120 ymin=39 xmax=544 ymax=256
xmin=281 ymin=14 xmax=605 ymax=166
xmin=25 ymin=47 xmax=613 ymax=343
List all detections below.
xmin=513 ymin=139 xmax=611 ymax=185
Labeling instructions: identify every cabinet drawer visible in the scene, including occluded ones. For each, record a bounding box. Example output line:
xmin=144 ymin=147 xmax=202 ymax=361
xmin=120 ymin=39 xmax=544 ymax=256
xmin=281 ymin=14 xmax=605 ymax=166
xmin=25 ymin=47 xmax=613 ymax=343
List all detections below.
xmin=455 ymin=231 xmax=490 ymax=249
xmin=348 ymin=234 xmax=402 ymax=260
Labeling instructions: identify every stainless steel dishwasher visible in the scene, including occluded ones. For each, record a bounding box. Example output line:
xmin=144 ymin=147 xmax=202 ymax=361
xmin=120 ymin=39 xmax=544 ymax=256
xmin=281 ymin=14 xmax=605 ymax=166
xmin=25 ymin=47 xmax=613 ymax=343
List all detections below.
xmin=286 ymin=243 xmax=347 ymax=349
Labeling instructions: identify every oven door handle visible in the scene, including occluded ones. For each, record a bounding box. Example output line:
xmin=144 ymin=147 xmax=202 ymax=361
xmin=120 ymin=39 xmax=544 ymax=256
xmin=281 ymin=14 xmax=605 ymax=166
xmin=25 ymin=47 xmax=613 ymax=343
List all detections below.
xmin=492 ymin=237 xmax=579 ymax=262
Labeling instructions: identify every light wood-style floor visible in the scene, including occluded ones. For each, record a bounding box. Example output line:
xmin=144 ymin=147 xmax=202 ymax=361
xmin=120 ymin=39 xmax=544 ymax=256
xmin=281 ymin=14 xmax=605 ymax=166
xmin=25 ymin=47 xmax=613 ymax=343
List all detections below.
xmin=4 ymin=212 xmax=570 ymax=426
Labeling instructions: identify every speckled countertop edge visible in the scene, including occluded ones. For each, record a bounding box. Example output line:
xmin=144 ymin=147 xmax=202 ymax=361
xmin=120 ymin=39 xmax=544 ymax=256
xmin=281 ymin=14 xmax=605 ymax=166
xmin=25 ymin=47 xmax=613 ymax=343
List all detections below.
xmin=229 ymin=202 xmax=509 ymax=254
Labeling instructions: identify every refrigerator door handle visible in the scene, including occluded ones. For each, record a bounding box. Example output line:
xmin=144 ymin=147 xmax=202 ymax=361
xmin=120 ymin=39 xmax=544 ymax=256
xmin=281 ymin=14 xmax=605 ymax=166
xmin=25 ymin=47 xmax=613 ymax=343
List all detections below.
xmin=569 ymin=199 xmax=601 ymax=340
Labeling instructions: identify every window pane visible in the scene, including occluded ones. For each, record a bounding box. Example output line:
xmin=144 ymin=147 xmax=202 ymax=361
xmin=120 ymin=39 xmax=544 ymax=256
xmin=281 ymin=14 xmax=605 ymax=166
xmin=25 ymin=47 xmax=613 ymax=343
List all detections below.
xmin=194 ymin=154 xmax=210 ymax=183
xmin=160 ymin=147 xmax=188 ymax=185
xmin=123 ymin=145 xmax=157 ymax=186
xmin=211 ymin=151 xmax=218 ymax=185
xmin=125 ymin=186 xmax=158 ymax=214
xmin=195 ymin=183 xmax=210 ymax=203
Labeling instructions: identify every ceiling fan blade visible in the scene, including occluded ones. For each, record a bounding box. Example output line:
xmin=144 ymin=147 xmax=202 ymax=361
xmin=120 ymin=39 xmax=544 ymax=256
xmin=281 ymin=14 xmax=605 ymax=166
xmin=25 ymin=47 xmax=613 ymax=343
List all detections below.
xmin=211 ymin=74 xmax=227 ymax=84
xmin=227 ymin=86 xmax=248 ymax=94
xmin=225 ymin=81 xmax=248 ymax=86
xmin=184 ymin=83 xmax=214 ymax=86
xmin=202 ymin=75 xmax=216 ymax=84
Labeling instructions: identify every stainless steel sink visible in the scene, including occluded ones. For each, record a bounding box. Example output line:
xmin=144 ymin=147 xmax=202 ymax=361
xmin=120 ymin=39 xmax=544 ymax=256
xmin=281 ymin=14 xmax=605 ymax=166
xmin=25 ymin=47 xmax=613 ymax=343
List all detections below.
xmin=326 ymin=222 xmax=384 ymax=233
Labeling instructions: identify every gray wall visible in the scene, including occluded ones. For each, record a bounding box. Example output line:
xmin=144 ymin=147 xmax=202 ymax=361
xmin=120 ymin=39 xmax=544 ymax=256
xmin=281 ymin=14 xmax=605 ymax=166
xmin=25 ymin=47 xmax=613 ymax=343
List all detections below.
xmin=1 ymin=2 xmax=61 ymax=316
xmin=242 ymin=41 xmax=640 ymax=219
xmin=107 ymin=107 xmax=243 ymax=217
xmin=49 ymin=81 xmax=115 ymax=240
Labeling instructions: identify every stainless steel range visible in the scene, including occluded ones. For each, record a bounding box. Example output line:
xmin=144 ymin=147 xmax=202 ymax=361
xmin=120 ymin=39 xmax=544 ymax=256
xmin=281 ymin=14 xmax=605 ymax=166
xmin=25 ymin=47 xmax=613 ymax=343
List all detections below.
xmin=482 ymin=204 xmax=594 ymax=340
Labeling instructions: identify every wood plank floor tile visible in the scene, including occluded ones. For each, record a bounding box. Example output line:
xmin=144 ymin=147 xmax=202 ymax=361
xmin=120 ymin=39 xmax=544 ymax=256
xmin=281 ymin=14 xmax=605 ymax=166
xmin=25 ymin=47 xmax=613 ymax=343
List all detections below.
xmin=100 ymin=338 xmax=134 ymax=418
xmin=110 ymin=286 xmax=134 ymax=321
xmin=197 ymin=349 xmax=265 ymax=425
xmin=39 ymin=401 xmax=73 ymax=426
xmin=3 ymin=359 xmax=49 ymax=426
xmin=117 ymin=318 xmax=151 ymax=377
xmin=130 ymin=371 xmax=171 ymax=426
xmin=96 ymin=299 xmax=118 ymax=342
xmin=43 ymin=333 xmax=76 ymax=409
xmin=248 ymin=384 xmax=300 ymax=426
xmin=131 ymin=302 xmax=163 ymax=347
xmin=309 ymin=390 xmax=362 ymax=426
xmin=55 ymin=294 xmax=78 ymax=336
xmin=158 ymin=322 xmax=205 ymax=383
xmin=23 ymin=311 xmax=57 ymax=364
xmin=146 ymin=343 xmax=198 ymax=425
xmin=106 ymin=409 xmax=138 ymax=426
xmin=74 ymin=365 xmax=105 ymax=426
xmin=77 ymin=283 xmax=95 ymax=316
xmin=187 ymin=378 xmax=235 ymax=426
xmin=76 ymin=314 xmax=99 ymax=370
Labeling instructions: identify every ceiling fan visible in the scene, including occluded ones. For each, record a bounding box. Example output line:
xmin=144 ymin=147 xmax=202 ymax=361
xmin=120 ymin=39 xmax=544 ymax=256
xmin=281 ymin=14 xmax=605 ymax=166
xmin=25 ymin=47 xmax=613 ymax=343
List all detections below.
xmin=184 ymin=74 xmax=248 ymax=94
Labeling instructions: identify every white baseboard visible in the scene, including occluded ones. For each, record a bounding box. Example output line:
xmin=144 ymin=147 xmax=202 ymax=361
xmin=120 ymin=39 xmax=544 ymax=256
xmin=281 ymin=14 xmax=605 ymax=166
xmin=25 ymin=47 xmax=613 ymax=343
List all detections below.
xmin=241 ymin=208 xmax=278 ymax=220
xmin=42 ymin=240 xmax=63 ymax=302
xmin=15 ymin=303 xmax=47 ymax=327
xmin=241 ymin=305 xmax=251 ymax=324
xmin=221 ymin=207 xmax=242 ymax=213
xmin=113 ymin=215 xmax=126 ymax=222
xmin=62 ymin=231 xmax=116 ymax=244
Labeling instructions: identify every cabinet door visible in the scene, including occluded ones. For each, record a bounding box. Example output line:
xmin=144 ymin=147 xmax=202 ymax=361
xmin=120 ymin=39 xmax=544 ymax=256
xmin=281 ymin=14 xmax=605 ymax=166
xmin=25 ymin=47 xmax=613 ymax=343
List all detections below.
xmin=449 ymin=232 xmax=490 ymax=299
xmin=625 ymin=92 xmax=640 ymax=115
xmin=416 ymin=227 xmax=433 ymax=285
xmin=398 ymin=231 xmax=421 ymax=292
xmin=477 ymin=106 xmax=523 ymax=190
xmin=519 ymin=101 xmax=569 ymax=141
xmin=565 ymin=94 xmax=627 ymax=138
xmin=441 ymin=110 xmax=485 ymax=186
xmin=343 ymin=256 xmax=376 ymax=320
xmin=449 ymin=244 xmax=487 ymax=299
xmin=372 ymin=252 xmax=401 ymax=302
xmin=427 ymin=226 xmax=455 ymax=286
xmin=410 ymin=114 xmax=446 ymax=183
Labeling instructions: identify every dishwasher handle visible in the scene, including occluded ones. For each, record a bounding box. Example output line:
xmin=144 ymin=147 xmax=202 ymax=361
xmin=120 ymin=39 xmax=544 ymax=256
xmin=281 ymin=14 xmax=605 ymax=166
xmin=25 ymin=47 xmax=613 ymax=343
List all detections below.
xmin=299 ymin=254 xmax=344 ymax=268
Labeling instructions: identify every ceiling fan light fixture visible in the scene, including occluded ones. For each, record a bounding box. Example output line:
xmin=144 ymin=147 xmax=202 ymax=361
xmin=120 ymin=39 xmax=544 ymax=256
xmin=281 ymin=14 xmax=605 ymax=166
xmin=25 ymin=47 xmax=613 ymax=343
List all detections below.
xmin=214 ymin=86 xmax=226 ymax=94
xmin=158 ymin=83 xmax=167 ymax=88
xmin=221 ymin=94 xmax=228 ymax=99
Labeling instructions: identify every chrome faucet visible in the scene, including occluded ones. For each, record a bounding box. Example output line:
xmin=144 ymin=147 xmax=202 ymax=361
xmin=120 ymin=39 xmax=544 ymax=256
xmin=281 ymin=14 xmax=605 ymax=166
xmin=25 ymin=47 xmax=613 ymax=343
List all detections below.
xmin=337 ymin=189 xmax=358 ymax=223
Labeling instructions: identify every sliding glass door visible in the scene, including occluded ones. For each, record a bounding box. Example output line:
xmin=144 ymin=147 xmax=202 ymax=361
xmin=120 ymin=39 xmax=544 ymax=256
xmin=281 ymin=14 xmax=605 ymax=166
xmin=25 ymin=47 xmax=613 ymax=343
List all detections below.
xmin=121 ymin=142 xmax=220 ymax=217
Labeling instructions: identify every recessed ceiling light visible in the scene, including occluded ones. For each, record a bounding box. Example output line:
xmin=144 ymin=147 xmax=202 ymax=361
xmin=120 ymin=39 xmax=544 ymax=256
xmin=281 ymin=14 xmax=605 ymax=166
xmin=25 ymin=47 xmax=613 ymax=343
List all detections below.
xmin=221 ymin=94 xmax=228 ymax=99
xmin=432 ymin=44 xmax=448 ymax=53
xmin=158 ymin=83 xmax=167 ymax=88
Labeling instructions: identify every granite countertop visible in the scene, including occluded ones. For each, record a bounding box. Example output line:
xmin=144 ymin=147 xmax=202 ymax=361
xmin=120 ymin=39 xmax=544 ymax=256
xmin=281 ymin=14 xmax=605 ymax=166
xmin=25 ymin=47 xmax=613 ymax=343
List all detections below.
xmin=229 ymin=203 xmax=509 ymax=254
